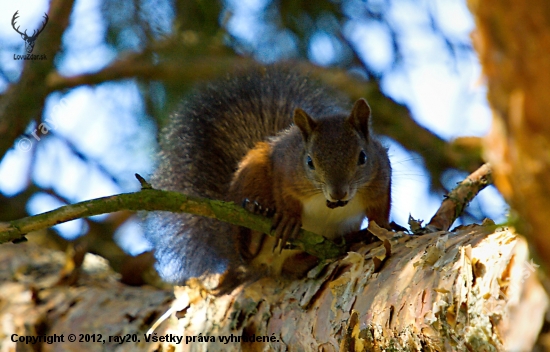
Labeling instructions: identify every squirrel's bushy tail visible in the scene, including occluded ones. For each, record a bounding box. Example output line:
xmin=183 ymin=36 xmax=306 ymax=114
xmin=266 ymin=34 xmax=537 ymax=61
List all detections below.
xmin=145 ymin=66 xmax=347 ymax=286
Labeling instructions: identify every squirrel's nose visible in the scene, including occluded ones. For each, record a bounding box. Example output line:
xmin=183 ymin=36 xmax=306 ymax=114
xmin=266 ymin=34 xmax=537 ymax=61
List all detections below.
xmin=329 ymin=189 xmax=348 ymax=201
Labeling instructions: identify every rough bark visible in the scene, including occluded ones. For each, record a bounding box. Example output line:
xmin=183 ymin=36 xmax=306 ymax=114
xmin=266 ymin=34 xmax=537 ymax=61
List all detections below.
xmin=0 ymin=242 xmax=173 ymax=352
xmin=1 ymin=226 xmax=543 ymax=351
xmin=138 ymin=225 xmax=548 ymax=351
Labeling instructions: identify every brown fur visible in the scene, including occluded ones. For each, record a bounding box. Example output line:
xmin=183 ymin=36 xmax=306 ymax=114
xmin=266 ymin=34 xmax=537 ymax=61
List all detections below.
xmin=145 ymin=67 xmax=391 ymax=292
xmin=227 ymin=99 xmax=391 ymax=278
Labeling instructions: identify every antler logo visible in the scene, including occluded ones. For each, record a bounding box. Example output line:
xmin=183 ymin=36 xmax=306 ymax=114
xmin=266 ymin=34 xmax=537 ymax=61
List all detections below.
xmin=12 ymin=11 xmax=49 ymax=54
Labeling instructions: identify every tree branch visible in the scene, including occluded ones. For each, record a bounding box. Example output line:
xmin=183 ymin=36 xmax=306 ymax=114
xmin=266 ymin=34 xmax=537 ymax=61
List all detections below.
xmin=45 ymin=54 xmax=484 ymax=188
xmin=1 ymin=164 xmax=494 ymax=266
xmin=0 ymin=186 xmax=344 ymax=260
xmin=428 ymin=163 xmax=493 ymax=231
xmin=46 ymin=41 xmax=247 ymax=92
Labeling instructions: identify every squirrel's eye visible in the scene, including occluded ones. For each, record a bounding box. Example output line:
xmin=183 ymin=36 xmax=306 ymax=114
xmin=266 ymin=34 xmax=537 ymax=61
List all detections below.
xmin=306 ymin=155 xmax=315 ymax=170
xmin=358 ymin=150 xmax=367 ymax=165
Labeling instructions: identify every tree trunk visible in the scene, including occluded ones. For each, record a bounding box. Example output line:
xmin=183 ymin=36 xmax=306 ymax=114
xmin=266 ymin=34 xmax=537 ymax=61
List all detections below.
xmin=468 ymin=0 xmax=550 ymax=270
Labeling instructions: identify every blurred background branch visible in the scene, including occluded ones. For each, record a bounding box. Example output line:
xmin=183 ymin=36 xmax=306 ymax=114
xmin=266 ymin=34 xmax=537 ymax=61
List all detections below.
xmin=0 ymin=0 xmax=75 ymax=157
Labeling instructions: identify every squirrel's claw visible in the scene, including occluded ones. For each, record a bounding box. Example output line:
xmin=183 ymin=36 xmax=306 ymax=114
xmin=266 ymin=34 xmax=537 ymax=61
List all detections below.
xmin=271 ymin=213 xmax=301 ymax=253
xmin=242 ymin=198 xmax=275 ymax=217
xmin=242 ymin=198 xmax=255 ymax=212
xmin=280 ymin=221 xmax=301 ymax=254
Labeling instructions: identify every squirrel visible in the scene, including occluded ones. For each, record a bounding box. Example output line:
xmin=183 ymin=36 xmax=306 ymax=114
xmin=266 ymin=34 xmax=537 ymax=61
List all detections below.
xmin=145 ymin=66 xmax=391 ymax=292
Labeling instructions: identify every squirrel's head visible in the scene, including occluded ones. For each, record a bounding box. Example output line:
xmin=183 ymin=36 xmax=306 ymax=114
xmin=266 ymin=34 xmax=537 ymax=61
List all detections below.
xmin=294 ymin=98 xmax=376 ymax=209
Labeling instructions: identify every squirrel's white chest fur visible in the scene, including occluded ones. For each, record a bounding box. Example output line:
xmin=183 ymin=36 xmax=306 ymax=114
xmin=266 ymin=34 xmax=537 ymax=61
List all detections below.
xmin=301 ymin=194 xmax=365 ymax=240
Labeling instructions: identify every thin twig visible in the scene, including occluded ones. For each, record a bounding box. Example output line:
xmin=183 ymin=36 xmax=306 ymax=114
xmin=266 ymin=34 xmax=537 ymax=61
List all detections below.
xmin=427 ymin=163 xmax=493 ymax=231
xmin=0 ymin=188 xmax=344 ymax=260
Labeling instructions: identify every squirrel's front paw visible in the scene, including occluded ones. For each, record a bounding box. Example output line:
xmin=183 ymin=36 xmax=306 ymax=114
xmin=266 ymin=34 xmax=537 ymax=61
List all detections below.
xmin=242 ymin=198 xmax=275 ymax=217
xmin=271 ymin=212 xmax=301 ymax=253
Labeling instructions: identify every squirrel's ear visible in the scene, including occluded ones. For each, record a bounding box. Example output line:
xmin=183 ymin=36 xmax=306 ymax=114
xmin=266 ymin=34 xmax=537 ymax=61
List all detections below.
xmin=294 ymin=108 xmax=317 ymax=141
xmin=348 ymin=98 xmax=371 ymax=138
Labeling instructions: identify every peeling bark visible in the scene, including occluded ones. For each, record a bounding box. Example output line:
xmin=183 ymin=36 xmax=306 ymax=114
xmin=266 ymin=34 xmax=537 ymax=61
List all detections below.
xmin=158 ymin=225 xmax=546 ymax=351
xmin=0 ymin=227 xmax=545 ymax=351
xmin=0 ymin=243 xmax=173 ymax=352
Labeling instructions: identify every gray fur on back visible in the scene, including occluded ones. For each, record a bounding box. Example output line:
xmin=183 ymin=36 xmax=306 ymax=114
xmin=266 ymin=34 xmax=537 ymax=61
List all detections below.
xmin=145 ymin=67 xmax=348 ymax=284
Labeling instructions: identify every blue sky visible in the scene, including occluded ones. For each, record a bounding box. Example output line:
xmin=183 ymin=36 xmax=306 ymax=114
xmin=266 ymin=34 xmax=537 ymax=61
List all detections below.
xmin=0 ymin=0 xmax=507 ymax=254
